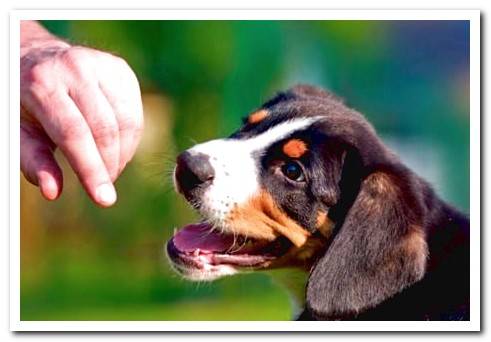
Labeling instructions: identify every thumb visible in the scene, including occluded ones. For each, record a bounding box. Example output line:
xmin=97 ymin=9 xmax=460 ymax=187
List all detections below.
xmin=21 ymin=124 xmax=63 ymax=200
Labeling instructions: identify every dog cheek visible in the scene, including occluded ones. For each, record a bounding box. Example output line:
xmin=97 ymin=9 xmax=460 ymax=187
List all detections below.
xmin=226 ymin=190 xmax=311 ymax=247
xmin=225 ymin=201 xmax=278 ymax=241
xmin=223 ymin=199 xmax=265 ymax=239
xmin=316 ymin=210 xmax=335 ymax=239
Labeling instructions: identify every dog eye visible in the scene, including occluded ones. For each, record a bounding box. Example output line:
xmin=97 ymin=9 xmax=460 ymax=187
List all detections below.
xmin=281 ymin=161 xmax=305 ymax=182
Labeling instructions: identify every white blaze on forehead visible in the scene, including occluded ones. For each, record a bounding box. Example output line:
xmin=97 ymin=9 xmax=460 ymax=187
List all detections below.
xmin=238 ymin=117 xmax=322 ymax=150
xmin=186 ymin=117 xmax=321 ymax=225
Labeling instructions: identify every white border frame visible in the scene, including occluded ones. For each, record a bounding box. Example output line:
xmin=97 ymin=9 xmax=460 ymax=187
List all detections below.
xmin=10 ymin=9 xmax=481 ymax=332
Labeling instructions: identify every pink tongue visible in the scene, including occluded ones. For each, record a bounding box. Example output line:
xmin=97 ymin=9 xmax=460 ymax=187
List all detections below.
xmin=173 ymin=223 xmax=235 ymax=253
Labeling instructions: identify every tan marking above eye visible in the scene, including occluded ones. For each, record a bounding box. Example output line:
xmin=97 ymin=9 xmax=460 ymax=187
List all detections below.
xmin=247 ymin=109 xmax=268 ymax=124
xmin=282 ymin=139 xmax=308 ymax=158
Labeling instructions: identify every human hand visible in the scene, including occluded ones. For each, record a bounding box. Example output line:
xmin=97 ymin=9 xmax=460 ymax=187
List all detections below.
xmin=20 ymin=21 xmax=144 ymax=207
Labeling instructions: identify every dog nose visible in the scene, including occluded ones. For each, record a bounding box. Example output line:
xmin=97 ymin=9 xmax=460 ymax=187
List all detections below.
xmin=175 ymin=151 xmax=215 ymax=195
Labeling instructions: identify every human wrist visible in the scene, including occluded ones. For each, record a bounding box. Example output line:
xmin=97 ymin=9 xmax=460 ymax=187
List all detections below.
xmin=20 ymin=21 xmax=71 ymax=57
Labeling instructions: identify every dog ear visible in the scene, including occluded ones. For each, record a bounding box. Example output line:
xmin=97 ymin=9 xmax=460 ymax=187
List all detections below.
xmin=306 ymin=162 xmax=429 ymax=320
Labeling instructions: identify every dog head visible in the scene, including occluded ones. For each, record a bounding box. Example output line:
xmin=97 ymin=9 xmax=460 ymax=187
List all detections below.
xmin=166 ymin=85 xmax=428 ymax=319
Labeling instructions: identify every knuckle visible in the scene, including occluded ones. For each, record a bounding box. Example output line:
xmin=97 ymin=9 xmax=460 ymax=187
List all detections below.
xmin=118 ymin=116 xmax=138 ymax=132
xmin=24 ymin=84 xmax=61 ymax=113
xmin=58 ymin=117 xmax=90 ymax=143
xmin=62 ymin=48 xmax=91 ymax=75
xmin=100 ymin=52 xmax=127 ymax=70
xmin=35 ymin=157 xmax=50 ymax=170
xmin=119 ymin=114 xmax=144 ymax=138
xmin=115 ymin=55 xmax=128 ymax=67
xmin=21 ymin=141 xmax=56 ymax=183
xmin=112 ymin=55 xmax=130 ymax=71
xmin=115 ymin=56 xmax=138 ymax=81
xmin=63 ymin=48 xmax=85 ymax=64
xmin=92 ymin=122 xmax=118 ymax=146
xmin=24 ymin=63 xmax=50 ymax=88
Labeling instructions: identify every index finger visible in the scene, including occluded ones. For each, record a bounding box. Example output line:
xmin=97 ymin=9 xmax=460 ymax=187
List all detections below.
xmin=25 ymin=89 xmax=117 ymax=207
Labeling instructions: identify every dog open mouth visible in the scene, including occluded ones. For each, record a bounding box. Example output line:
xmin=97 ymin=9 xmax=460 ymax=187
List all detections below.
xmin=167 ymin=223 xmax=293 ymax=273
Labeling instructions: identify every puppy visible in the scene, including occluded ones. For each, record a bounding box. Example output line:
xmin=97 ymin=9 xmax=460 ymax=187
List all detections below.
xmin=166 ymin=85 xmax=470 ymax=320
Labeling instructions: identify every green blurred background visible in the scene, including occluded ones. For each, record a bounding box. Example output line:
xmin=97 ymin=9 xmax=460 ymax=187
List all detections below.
xmin=21 ymin=20 xmax=470 ymax=320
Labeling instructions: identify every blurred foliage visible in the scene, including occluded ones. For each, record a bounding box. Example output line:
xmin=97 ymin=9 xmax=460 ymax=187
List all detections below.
xmin=21 ymin=20 xmax=470 ymax=320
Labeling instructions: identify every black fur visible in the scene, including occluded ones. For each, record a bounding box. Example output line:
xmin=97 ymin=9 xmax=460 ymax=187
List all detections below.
xmin=237 ymin=85 xmax=470 ymax=320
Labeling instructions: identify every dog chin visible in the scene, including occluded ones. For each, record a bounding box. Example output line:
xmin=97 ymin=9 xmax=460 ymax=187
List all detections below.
xmin=165 ymin=222 xmax=295 ymax=281
xmin=167 ymin=258 xmax=239 ymax=282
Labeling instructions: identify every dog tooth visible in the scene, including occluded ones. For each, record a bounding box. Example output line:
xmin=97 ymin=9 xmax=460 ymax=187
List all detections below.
xmin=193 ymin=249 xmax=200 ymax=256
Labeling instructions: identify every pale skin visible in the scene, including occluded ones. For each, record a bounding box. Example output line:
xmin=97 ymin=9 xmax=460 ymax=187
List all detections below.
xmin=20 ymin=21 xmax=144 ymax=207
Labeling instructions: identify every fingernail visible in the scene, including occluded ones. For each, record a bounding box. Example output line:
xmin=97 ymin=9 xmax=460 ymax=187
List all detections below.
xmin=38 ymin=171 xmax=59 ymax=201
xmin=96 ymin=183 xmax=117 ymax=206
